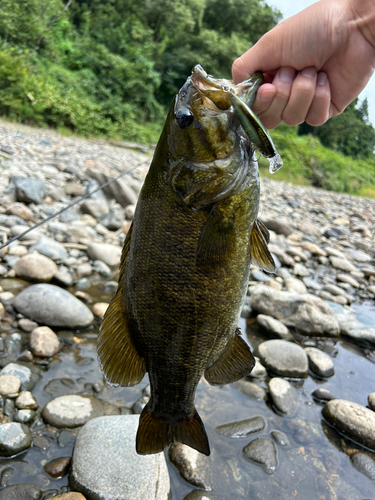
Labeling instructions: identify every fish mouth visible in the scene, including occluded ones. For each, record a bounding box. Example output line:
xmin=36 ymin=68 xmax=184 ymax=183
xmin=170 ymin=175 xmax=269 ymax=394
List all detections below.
xmin=190 ymin=65 xmax=263 ymax=110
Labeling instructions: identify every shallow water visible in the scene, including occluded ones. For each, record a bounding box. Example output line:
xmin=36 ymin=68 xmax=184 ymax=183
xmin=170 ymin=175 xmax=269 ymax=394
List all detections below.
xmin=1 ymin=280 xmax=375 ymax=499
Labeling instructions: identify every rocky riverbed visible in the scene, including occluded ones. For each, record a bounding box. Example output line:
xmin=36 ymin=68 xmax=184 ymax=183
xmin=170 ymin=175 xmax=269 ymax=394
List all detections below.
xmin=0 ymin=119 xmax=375 ymax=500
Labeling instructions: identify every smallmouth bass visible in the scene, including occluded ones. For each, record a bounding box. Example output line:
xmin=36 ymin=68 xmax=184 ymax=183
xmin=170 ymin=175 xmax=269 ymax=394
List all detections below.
xmin=97 ymin=65 xmax=276 ymax=456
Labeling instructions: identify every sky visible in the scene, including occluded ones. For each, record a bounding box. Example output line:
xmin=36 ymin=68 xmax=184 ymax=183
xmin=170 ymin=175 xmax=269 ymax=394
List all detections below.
xmin=267 ymin=0 xmax=375 ymax=124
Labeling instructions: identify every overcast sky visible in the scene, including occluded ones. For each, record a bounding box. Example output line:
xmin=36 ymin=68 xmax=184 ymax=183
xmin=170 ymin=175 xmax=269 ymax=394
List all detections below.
xmin=268 ymin=0 xmax=375 ymax=124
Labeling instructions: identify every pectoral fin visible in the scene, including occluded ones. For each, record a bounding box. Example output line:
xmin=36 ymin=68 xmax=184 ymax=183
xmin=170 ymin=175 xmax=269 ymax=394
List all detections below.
xmin=204 ymin=330 xmax=255 ymax=385
xmin=196 ymin=205 xmax=236 ymax=267
xmin=250 ymin=219 xmax=276 ymax=273
xmin=97 ymin=223 xmax=146 ymax=387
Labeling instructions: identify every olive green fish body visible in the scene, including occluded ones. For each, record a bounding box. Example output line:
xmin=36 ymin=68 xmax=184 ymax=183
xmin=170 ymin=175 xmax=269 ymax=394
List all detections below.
xmin=97 ymin=66 xmax=275 ymax=456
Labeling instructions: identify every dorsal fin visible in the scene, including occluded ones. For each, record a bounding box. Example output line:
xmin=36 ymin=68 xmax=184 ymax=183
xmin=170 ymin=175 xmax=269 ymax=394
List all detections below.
xmin=250 ymin=219 xmax=276 ymax=273
xmin=97 ymin=223 xmax=146 ymax=387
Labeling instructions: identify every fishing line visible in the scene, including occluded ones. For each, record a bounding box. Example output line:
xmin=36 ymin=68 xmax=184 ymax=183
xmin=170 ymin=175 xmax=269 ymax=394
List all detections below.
xmin=0 ymin=162 xmax=148 ymax=251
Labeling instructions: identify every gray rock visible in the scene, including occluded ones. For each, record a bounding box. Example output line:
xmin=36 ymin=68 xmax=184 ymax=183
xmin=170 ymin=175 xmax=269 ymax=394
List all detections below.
xmin=1 ymin=363 xmax=40 ymax=391
xmin=215 ymin=416 xmax=265 ymax=438
xmin=183 ymin=492 xmax=216 ymax=500
xmin=322 ymin=399 xmax=375 ymax=450
xmin=350 ymin=452 xmax=375 ymax=481
xmin=99 ymin=208 xmax=124 ymax=231
xmin=86 ymin=178 xmax=108 ymax=202
xmin=86 ymin=243 xmax=121 ymax=267
xmin=261 ymin=218 xmax=293 ymax=236
xmin=368 ymin=392 xmax=375 ymax=411
xmin=13 ymin=177 xmax=46 ymax=204
xmin=30 ymin=237 xmax=68 ymax=261
xmin=304 ymin=347 xmax=334 ymax=378
xmin=14 ymin=284 xmax=94 ymax=329
xmin=270 ymin=430 xmax=289 ymax=446
xmin=312 ymin=388 xmax=336 ymax=403
xmin=169 ymin=442 xmax=211 ymax=490
xmin=331 ymin=304 xmax=375 ymax=346
xmin=29 ymin=326 xmax=60 ymax=357
xmin=268 ymin=378 xmax=299 ymax=415
xmin=293 ymin=263 xmax=310 ymax=277
xmin=343 ymin=248 xmax=372 ymax=263
xmin=284 ymin=277 xmax=307 ymax=293
xmin=80 ymin=199 xmax=109 ymax=219
xmin=258 ymin=340 xmax=308 ymax=378
xmin=86 ymin=169 xmax=138 ymax=207
xmin=0 ymin=422 xmax=32 ymax=457
xmin=336 ymin=273 xmax=360 ymax=288
xmin=70 ymin=415 xmax=170 ymax=499
xmin=247 ymin=357 xmax=267 ymax=379
xmin=92 ymin=260 xmax=112 ymax=277
xmin=249 ymin=285 xmax=340 ymax=337
xmin=59 ymin=209 xmax=80 ymax=223
xmin=42 ymin=395 xmax=104 ymax=428
xmin=17 ymin=318 xmax=38 ymax=332
xmin=0 ymin=483 xmax=41 ymax=500
xmin=54 ymin=269 xmax=74 ymax=287
xmin=13 ymin=253 xmax=57 ymax=282
xmin=15 ymin=391 xmax=38 ymax=410
xmin=0 ymin=376 xmax=21 ymax=397
xmin=124 ymin=204 xmax=136 ymax=220
xmin=242 ymin=438 xmax=278 ymax=474
xmin=231 ymin=380 xmax=267 ymax=400
xmin=256 ymin=314 xmax=292 ymax=340
xmin=14 ymin=409 xmax=36 ymax=423
xmin=329 ymin=256 xmax=357 ymax=273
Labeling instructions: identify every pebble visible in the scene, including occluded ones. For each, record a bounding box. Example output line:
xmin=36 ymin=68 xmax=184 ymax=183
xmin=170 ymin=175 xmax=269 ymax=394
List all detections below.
xmin=86 ymin=242 xmax=122 ymax=267
xmin=322 ymin=399 xmax=375 ymax=450
xmin=247 ymin=357 xmax=267 ymax=379
xmin=256 ymin=314 xmax=293 ymax=340
xmin=6 ymin=203 xmax=33 ymax=221
xmin=17 ymin=318 xmax=38 ymax=332
xmin=80 ymin=199 xmax=109 ymax=219
xmin=304 ymin=347 xmax=335 ymax=378
xmin=368 ymin=392 xmax=375 ymax=411
xmin=13 ymin=253 xmax=57 ymax=282
xmin=30 ymin=236 xmax=68 ymax=261
xmin=284 ymin=277 xmax=307 ymax=293
xmin=0 ymin=483 xmax=42 ymax=500
xmin=169 ymin=443 xmax=211 ymax=490
xmin=242 ymin=438 xmax=278 ymax=474
xmin=29 ymin=326 xmax=60 ymax=357
xmin=329 ymin=256 xmax=357 ymax=273
xmin=183 ymin=492 xmax=216 ymax=500
xmin=14 ymin=284 xmax=94 ymax=329
xmin=262 ymin=218 xmax=293 ymax=236
xmin=268 ymin=377 xmax=299 ymax=415
xmin=0 ymin=422 xmax=32 ymax=456
xmin=215 ymin=416 xmax=265 ymax=438
xmin=0 ymin=376 xmax=21 ymax=397
xmin=312 ymin=388 xmax=337 ymax=403
xmin=70 ymin=415 xmax=170 ymax=499
xmin=250 ymin=285 xmax=340 ymax=337
xmin=44 ymin=456 xmax=71 ymax=478
xmin=1 ymin=363 xmax=40 ymax=391
xmin=13 ymin=177 xmax=46 ymax=204
xmin=46 ymin=495 xmax=86 ymax=500
xmin=231 ymin=380 xmax=267 ymax=400
xmin=258 ymin=339 xmax=308 ymax=378
xmin=15 ymin=391 xmax=38 ymax=410
xmin=350 ymin=452 xmax=375 ymax=481
xmin=92 ymin=302 xmax=109 ymax=318
xmin=270 ymin=430 xmax=289 ymax=446
xmin=42 ymin=395 xmax=104 ymax=428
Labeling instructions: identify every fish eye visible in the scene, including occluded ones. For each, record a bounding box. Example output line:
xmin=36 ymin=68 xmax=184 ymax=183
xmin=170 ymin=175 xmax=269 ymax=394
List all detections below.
xmin=176 ymin=109 xmax=194 ymax=129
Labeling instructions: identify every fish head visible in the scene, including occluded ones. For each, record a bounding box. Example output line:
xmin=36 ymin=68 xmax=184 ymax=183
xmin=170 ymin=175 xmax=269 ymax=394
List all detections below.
xmin=167 ymin=65 xmax=262 ymax=207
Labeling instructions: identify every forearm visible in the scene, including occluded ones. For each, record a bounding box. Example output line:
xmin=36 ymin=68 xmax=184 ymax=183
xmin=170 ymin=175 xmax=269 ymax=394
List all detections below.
xmin=348 ymin=0 xmax=375 ymax=50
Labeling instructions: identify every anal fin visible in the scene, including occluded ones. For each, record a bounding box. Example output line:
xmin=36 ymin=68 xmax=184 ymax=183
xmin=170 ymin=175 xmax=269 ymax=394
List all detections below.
xmin=97 ymin=224 xmax=146 ymax=387
xmin=136 ymin=402 xmax=210 ymax=456
xmin=250 ymin=219 xmax=276 ymax=272
xmin=204 ymin=331 xmax=255 ymax=385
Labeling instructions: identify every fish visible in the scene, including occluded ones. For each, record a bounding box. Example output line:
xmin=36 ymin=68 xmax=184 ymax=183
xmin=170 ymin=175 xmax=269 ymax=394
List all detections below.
xmin=97 ymin=65 xmax=276 ymax=456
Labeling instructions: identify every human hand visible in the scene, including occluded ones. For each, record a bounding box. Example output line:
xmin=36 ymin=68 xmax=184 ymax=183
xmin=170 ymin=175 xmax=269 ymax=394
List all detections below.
xmin=232 ymin=0 xmax=375 ymax=129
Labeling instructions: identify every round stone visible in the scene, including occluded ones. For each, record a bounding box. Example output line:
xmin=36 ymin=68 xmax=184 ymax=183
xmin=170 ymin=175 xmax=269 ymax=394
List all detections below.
xmin=13 ymin=253 xmax=57 ymax=282
xmin=329 ymin=257 xmax=357 ymax=273
xmin=0 ymin=483 xmax=41 ymax=500
xmin=30 ymin=236 xmax=68 ymax=261
xmin=0 ymin=422 xmax=32 ymax=457
xmin=368 ymin=392 xmax=375 ymax=411
xmin=0 ymin=376 xmax=21 ymax=397
xmin=42 ymin=395 xmax=104 ymax=428
xmin=242 ymin=438 xmax=278 ymax=474
xmin=256 ymin=314 xmax=292 ymax=340
xmin=322 ymin=399 xmax=375 ymax=450
xmin=169 ymin=442 xmax=211 ymax=490
xmin=350 ymin=452 xmax=375 ymax=481
xmin=0 ymin=363 xmax=40 ymax=391
xmin=215 ymin=416 xmax=265 ymax=438
xmin=14 ymin=284 xmax=94 ymax=329
xmin=86 ymin=243 xmax=121 ymax=267
xmin=92 ymin=302 xmax=109 ymax=318
xmin=15 ymin=391 xmax=38 ymax=410
xmin=269 ymin=377 xmax=299 ymax=415
xmin=44 ymin=456 xmax=71 ymax=478
xmin=30 ymin=326 xmax=60 ymax=357
xmin=304 ymin=347 xmax=335 ymax=378
xmin=258 ymin=339 xmax=308 ymax=378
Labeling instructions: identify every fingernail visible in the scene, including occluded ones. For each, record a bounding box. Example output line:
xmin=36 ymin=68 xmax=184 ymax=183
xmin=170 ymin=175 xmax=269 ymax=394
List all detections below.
xmin=317 ymin=72 xmax=328 ymax=85
xmin=279 ymin=67 xmax=295 ymax=83
xmin=301 ymin=67 xmax=316 ymax=78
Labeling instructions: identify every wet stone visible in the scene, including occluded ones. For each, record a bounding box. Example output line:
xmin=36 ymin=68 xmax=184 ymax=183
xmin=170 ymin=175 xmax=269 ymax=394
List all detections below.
xmin=0 ymin=483 xmax=42 ymax=500
xmin=350 ymin=452 xmax=375 ymax=481
xmin=231 ymin=380 xmax=267 ymax=400
xmin=215 ymin=416 xmax=265 ymax=438
xmin=14 ymin=409 xmax=36 ymax=423
xmin=0 ymin=422 xmax=32 ymax=457
xmin=183 ymin=492 xmax=216 ymax=500
xmin=14 ymin=284 xmax=94 ymax=329
xmin=48 ymin=494 xmax=86 ymax=500
xmin=268 ymin=378 xmax=299 ymax=416
xmin=0 ymin=376 xmax=21 ymax=397
xmin=18 ymin=318 xmax=38 ymax=332
xmin=42 ymin=395 xmax=104 ymax=428
xmin=0 ymin=467 xmax=14 ymax=487
xmin=92 ymin=302 xmax=109 ymax=318
xmin=1 ymin=363 xmax=40 ymax=391
xmin=33 ymin=435 xmax=50 ymax=450
xmin=30 ymin=326 xmax=60 ymax=357
xmin=329 ymin=256 xmax=357 ymax=273
xmin=304 ymin=347 xmax=335 ymax=378
xmin=247 ymin=357 xmax=267 ymax=379
xmin=70 ymin=415 xmax=170 ymax=499
xmin=312 ymin=388 xmax=337 ymax=403
xmin=322 ymin=399 xmax=375 ymax=450
xmin=169 ymin=442 xmax=212 ymax=490
xmin=44 ymin=456 xmax=71 ymax=478
xmin=368 ymin=392 xmax=375 ymax=411
xmin=270 ymin=430 xmax=289 ymax=446
xmin=258 ymin=340 xmax=308 ymax=378
xmin=242 ymin=438 xmax=278 ymax=474
xmin=256 ymin=314 xmax=292 ymax=340
xmin=15 ymin=391 xmax=38 ymax=410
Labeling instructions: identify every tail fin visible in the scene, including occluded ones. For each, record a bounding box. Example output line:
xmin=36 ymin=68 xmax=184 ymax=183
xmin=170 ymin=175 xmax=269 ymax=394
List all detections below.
xmin=136 ymin=402 xmax=210 ymax=456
